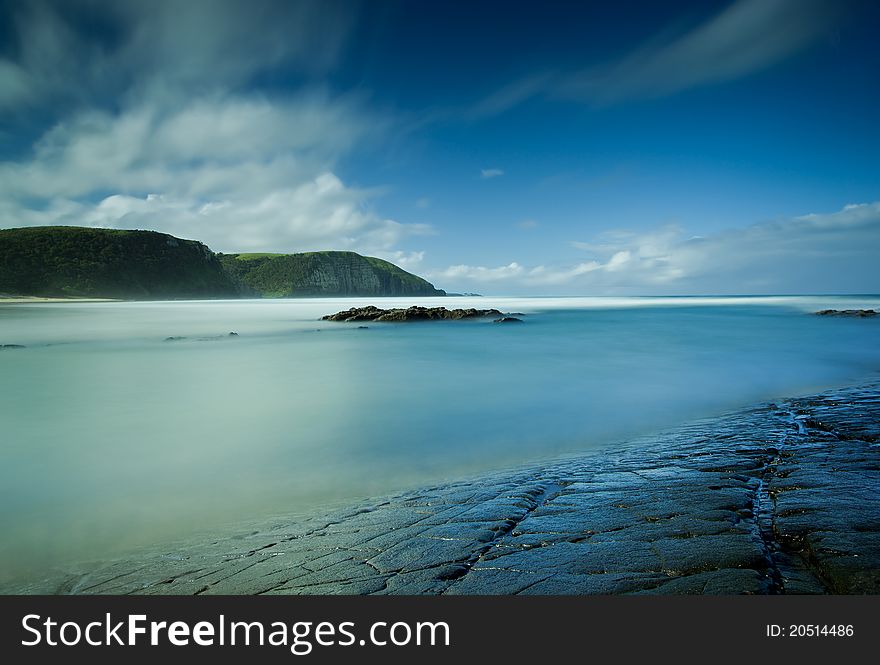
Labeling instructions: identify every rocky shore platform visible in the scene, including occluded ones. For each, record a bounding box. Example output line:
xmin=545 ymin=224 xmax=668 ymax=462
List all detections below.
xmin=8 ymin=382 xmax=880 ymax=595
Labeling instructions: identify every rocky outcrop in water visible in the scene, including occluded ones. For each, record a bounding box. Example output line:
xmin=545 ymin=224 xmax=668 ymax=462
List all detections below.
xmin=164 ymin=332 xmax=240 ymax=342
xmin=815 ymin=309 xmax=878 ymax=317
xmin=322 ymin=305 xmax=503 ymax=322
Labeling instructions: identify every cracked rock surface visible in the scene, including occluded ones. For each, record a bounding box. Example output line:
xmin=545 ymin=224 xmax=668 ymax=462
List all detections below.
xmin=7 ymin=382 xmax=880 ymax=595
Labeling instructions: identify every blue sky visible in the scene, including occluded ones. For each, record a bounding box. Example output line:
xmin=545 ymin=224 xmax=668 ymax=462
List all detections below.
xmin=1 ymin=0 xmax=878 ymax=294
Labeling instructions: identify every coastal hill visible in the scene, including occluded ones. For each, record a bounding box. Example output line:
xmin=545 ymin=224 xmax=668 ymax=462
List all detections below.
xmin=0 ymin=226 xmax=446 ymax=299
xmin=218 ymin=252 xmax=445 ymax=297
xmin=0 ymin=226 xmax=238 ymax=299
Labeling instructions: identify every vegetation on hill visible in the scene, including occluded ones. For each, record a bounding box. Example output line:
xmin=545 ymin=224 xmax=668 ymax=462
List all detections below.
xmin=217 ymin=251 xmax=446 ymax=297
xmin=0 ymin=227 xmax=239 ymax=299
xmin=0 ymin=227 xmax=447 ymax=299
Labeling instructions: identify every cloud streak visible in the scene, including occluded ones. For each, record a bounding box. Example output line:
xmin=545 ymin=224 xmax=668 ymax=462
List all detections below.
xmin=558 ymin=0 xmax=835 ymax=105
xmin=469 ymin=0 xmax=837 ymax=117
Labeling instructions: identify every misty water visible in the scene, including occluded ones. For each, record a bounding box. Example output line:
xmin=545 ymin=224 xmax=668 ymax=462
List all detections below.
xmin=2 ymin=295 xmax=880 ymax=583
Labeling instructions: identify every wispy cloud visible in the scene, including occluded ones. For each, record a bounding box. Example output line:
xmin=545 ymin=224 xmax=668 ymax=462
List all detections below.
xmin=560 ymin=0 xmax=835 ymax=105
xmin=467 ymin=74 xmax=554 ymax=120
xmin=517 ymin=219 xmax=540 ymax=230
xmin=480 ymin=168 xmax=504 ymax=179
xmin=428 ymin=203 xmax=880 ymax=294
xmin=0 ymin=0 xmax=358 ymax=111
xmin=469 ymin=0 xmax=837 ymax=116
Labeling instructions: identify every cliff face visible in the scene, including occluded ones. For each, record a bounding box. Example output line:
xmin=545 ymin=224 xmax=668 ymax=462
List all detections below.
xmin=0 ymin=226 xmax=239 ymax=299
xmin=218 ymin=251 xmax=446 ymax=297
xmin=0 ymin=227 xmax=446 ymax=299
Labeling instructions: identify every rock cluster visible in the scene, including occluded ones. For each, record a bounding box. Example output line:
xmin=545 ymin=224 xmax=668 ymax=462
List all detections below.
xmin=322 ymin=305 xmax=504 ymax=322
xmin=815 ymin=309 xmax=878 ymax=317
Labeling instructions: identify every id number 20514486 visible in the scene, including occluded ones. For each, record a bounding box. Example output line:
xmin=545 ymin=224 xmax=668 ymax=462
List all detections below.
xmin=766 ymin=625 xmax=854 ymax=638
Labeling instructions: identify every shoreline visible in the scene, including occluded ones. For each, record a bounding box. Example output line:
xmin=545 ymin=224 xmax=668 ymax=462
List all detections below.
xmin=5 ymin=380 xmax=880 ymax=595
xmin=0 ymin=296 xmax=117 ymax=304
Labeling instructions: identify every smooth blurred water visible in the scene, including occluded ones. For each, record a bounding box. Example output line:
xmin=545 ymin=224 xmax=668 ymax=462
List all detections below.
xmin=2 ymin=295 xmax=880 ymax=582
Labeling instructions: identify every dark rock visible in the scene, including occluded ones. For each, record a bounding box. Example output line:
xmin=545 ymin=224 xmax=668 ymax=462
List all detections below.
xmin=321 ymin=305 xmax=381 ymax=322
xmin=494 ymin=317 xmax=523 ymax=323
xmin=322 ymin=305 xmax=503 ymax=322
xmin=168 ymin=333 xmax=239 ymax=342
xmin=815 ymin=309 xmax=878 ymax=317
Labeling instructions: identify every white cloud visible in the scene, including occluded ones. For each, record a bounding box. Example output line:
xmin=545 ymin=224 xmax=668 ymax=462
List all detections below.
xmin=1 ymin=92 xmax=378 ymax=200
xmin=524 ymin=262 xmax=602 ymax=286
xmin=427 ymin=203 xmax=880 ymax=294
xmin=429 ymin=262 xmax=524 ymax=282
xmin=517 ymin=219 xmax=539 ymax=229
xmin=375 ymin=250 xmax=426 ymax=271
xmin=0 ymin=2 xmax=434 ymax=259
xmin=0 ymin=91 xmax=432 ymax=254
xmin=0 ymin=168 xmax=430 ymax=256
xmin=605 ymin=250 xmax=632 ymax=272
xmin=480 ymin=168 xmax=504 ymax=179
xmin=428 ymin=260 xmax=604 ymax=288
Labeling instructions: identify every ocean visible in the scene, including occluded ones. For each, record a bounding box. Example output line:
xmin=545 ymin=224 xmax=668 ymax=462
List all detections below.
xmin=2 ymin=295 xmax=879 ymax=582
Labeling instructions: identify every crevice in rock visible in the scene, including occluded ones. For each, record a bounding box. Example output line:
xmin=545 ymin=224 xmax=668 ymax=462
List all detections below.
xmin=756 ymin=405 xmax=838 ymax=594
xmin=752 ymin=476 xmax=784 ymax=594
xmin=440 ymin=481 xmax=564 ymax=593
